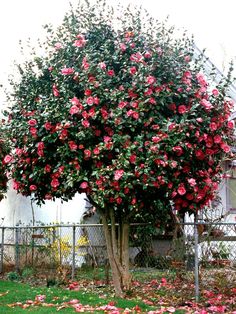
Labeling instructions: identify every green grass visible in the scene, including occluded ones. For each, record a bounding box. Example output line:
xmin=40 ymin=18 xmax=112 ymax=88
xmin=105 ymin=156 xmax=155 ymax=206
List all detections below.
xmin=0 ymin=280 xmax=155 ymax=313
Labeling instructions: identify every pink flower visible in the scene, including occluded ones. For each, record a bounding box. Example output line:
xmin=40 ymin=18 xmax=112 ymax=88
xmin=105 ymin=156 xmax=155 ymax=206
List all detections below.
xmin=188 ymin=178 xmax=196 ymax=186
xmin=30 ymin=185 xmax=37 ymax=191
xmin=177 ymin=184 xmax=186 ymax=195
xmin=86 ymin=96 xmax=94 ymax=105
xmin=210 ymin=122 xmax=217 ymax=131
xmin=52 ymin=84 xmax=59 ymax=97
xmin=70 ymin=97 xmax=82 ymax=107
xmin=61 ymin=67 xmax=74 ymax=75
xmin=107 ymin=69 xmax=115 ymax=76
xmin=132 ymin=111 xmax=139 ymax=120
xmin=93 ymin=147 xmax=100 ymax=155
xmin=15 ymin=148 xmax=23 ymax=156
xmin=99 ymin=62 xmax=106 ymax=70
xmin=54 ymin=42 xmax=62 ymax=49
xmin=69 ymin=105 xmax=79 ymax=115
xmin=220 ymin=143 xmax=230 ymax=153
xmin=214 ymin=135 xmax=222 ymax=143
xmin=80 ymin=181 xmax=88 ymax=189
xmin=227 ymin=120 xmax=235 ymax=129
xmin=212 ymin=88 xmax=219 ymax=96
xmin=84 ymin=149 xmax=91 ymax=158
xmin=196 ymin=73 xmax=208 ymax=86
xmin=82 ymin=57 xmax=89 ymax=70
xmin=119 ymin=43 xmax=127 ymax=52
xmin=114 ymin=169 xmax=124 ymax=180
xmin=200 ymin=99 xmax=213 ymax=110
xmin=82 ymin=120 xmax=90 ymax=128
xmin=144 ymin=51 xmax=152 ymax=58
xmin=13 ymin=180 xmax=20 ymax=190
xmin=146 ymin=75 xmax=156 ymax=85
xmin=51 ymin=178 xmax=60 ymax=188
xmin=178 ymin=105 xmax=187 ymax=114
xmin=130 ymin=52 xmax=143 ymax=62
xmin=28 ymin=119 xmax=37 ymax=126
xmin=73 ymin=34 xmax=86 ymax=47
xmin=4 ymin=154 xmax=13 ymax=164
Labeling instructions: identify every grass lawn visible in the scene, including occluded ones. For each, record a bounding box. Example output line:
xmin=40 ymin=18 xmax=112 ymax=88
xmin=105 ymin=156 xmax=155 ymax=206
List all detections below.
xmin=0 ymin=280 xmax=158 ymax=313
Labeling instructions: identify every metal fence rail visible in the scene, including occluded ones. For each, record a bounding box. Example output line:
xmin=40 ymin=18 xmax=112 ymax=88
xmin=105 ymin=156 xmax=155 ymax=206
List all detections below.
xmin=0 ymin=222 xmax=235 ymax=300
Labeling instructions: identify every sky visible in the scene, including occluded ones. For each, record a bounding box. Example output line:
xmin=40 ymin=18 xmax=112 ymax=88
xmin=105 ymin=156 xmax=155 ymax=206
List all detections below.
xmin=0 ymin=0 xmax=235 ymax=108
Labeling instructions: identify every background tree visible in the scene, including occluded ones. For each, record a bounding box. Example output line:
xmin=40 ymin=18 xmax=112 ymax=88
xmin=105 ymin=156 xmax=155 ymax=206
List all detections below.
xmin=2 ymin=0 xmax=235 ymax=296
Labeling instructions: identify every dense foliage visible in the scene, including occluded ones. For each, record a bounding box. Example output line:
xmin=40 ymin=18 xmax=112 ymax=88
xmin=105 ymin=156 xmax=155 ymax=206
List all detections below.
xmin=2 ymin=0 xmax=235 ymax=220
xmin=0 ymin=123 xmax=9 ymax=200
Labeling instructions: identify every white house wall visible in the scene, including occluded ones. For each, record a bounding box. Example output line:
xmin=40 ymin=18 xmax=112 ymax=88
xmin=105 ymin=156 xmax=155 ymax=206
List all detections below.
xmin=0 ymin=183 xmax=86 ymax=226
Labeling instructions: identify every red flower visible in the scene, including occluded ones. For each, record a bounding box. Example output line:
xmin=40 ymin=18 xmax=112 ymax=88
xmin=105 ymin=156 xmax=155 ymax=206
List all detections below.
xmin=129 ymin=154 xmax=136 ymax=164
xmin=29 ymin=127 xmax=37 ymax=136
xmin=178 ymin=105 xmax=187 ymax=114
xmin=172 ymin=146 xmax=183 ymax=156
xmin=51 ymin=178 xmax=60 ymax=188
xmin=69 ymin=141 xmax=78 ymax=151
xmin=44 ymin=122 xmax=52 ymax=130
xmin=107 ymin=69 xmax=115 ymax=76
xmin=116 ymin=197 xmax=122 ymax=204
xmin=129 ymin=66 xmax=137 ymax=75
xmin=28 ymin=119 xmax=37 ymax=126
xmin=195 ymin=149 xmax=205 ymax=160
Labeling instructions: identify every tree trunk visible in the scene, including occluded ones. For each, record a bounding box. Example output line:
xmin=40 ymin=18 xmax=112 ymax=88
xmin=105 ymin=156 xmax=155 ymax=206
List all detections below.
xmin=121 ymin=221 xmax=132 ymax=290
xmin=101 ymin=209 xmax=131 ymax=296
xmin=101 ymin=212 xmax=124 ymax=297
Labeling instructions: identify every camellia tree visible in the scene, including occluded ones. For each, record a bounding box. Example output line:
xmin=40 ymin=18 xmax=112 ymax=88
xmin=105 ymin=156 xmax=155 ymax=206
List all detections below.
xmin=2 ymin=0 xmax=235 ymax=296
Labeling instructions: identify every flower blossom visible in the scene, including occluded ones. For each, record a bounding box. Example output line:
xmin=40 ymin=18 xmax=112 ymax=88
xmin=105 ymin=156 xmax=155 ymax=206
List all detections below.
xmin=61 ymin=67 xmax=74 ymax=75
xmin=114 ymin=169 xmax=124 ymax=180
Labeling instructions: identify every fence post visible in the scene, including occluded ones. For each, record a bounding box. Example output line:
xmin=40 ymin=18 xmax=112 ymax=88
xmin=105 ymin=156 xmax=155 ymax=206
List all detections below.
xmin=0 ymin=228 xmax=4 ymax=273
xmin=194 ymin=216 xmax=199 ymax=302
xmin=15 ymin=225 xmax=20 ymax=273
xmin=72 ymin=225 xmax=76 ymax=279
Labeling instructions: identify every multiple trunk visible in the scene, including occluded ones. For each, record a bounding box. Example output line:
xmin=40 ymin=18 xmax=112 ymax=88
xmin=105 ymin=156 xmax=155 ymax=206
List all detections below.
xmin=101 ymin=208 xmax=131 ymax=297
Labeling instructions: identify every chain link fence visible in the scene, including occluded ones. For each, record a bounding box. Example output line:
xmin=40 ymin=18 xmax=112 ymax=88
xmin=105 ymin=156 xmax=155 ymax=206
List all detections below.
xmin=0 ymin=222 xmax=235 ymax=299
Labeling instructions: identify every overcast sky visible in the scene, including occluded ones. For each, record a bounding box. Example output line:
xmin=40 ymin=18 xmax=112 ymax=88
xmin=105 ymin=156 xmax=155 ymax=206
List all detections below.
xmin=0 ymin=0 xmax=235 ymax=107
